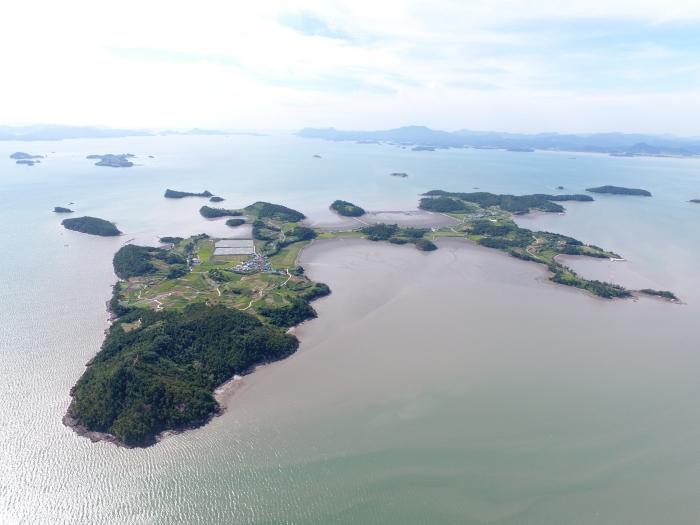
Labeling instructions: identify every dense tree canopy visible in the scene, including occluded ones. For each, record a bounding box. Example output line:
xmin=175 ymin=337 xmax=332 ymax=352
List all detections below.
xmin=62 ymin=216 xmax=121 ymax=236
xmin=69 ymin=303 xmax=299 ymax=446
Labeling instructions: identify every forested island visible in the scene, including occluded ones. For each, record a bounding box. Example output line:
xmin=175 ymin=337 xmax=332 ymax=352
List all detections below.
xmin=66 ymin=206 xmax=330 ymax=446
xmin=419 ymin=191 xmax=593 ymax=214
xmin=61 ymin=216 xmax=121 ymax=236
xmin=689 ymin=199 xmax=700 ymax=204
xmin=87 ymin=154 xmax=135 ymax=167
xmin=330 ymin=200 xmax=366 ymax=217
xmin=360 ymin=223 xmax=437 ymax=251
xmin=200 ymin=206 xmax=242 ymax=218
xmin=209 ymin=196 xmax=225 ymax=202
xmin=54 ymin=207 xmax=73 ymax=213
xmin=586 ymin=186 xmax=652 ymax=196
xmin=165 ymin=189 xmax=213 ymax=199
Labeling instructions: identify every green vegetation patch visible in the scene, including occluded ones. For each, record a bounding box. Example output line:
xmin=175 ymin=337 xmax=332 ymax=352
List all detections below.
xmin=225 ymin=218 xmax=245 ymax=227
xmin=639 ymin=289 xmax=678 ymax=300
xmin=68 ymin=303 xmax=299 ymax=446
xmin=244 ymin=202 xmax=306 ymax=222
xmin=330 ymin=200 xmax=366 ymax=217
xmin=200 ymin=206 xmax=242 ymax=219
xmin=421 ymin=191 xmax=578 ymax=214
xmin=62 ymin=216 xmax=121 ymax=236
xmin=585 ymin=186 xmax=651 ymax=196
xmin=164 ymin=189 xmax=213 ymax=199
xmin=360 ymin=223 xmax=434 ymax=250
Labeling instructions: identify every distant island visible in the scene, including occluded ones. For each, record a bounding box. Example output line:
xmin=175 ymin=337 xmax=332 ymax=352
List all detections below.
xmin=313 ymin=155 xmax=321 ymax=158
xmin=506 ymin=147 xmax=534 ymax=152
xmin=330 ymin=200 xmax=366 ymax=217
xmin=87 ymin=154 xmax=135 ymax=168
xmin=390 ymin=172 xmax=408 ymax=178
xmin=209 ymin=196 xmax=225 ymax=202
xmin=10 ymin=152 xmax=44 ymax=159
xmin=16 ymin=159 xmax=39 ymax=165
xmin=164 ymin=189 xmax=213 ymax=199
xmin=61 ymin=216 xmax=121 ymax=236
xmin=200 ymin=206 xmax=243 ymax=219
xmin=586 ymin=186 xmax=652 ymax=196
xmin=419 ymin=191 xmax=593 ymax=215
xmin=360 ymin=224 xmax=437 ymax=251
xmin=412 ymin=146 xmax=435 ymax=151
xmin=296 ymin=126 xmax=700 ymax=157
xmin=689 ymin=199 xmax=700 ymax=204
xmin=159 ymin=129 xmax=269 ymax=137
xmin=54 ymin=207 xmax=73 ymax=213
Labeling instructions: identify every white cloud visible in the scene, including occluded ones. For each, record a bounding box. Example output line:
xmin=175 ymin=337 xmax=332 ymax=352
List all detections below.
xmin=1 ymin=0 xmax=699 ymax=134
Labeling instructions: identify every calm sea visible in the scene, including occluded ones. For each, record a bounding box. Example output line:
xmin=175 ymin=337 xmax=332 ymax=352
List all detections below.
xmin=0 ymin=134 xmax=699 ymax=524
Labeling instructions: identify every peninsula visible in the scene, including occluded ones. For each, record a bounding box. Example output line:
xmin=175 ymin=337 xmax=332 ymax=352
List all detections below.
xmin=65 ymin=202 xmax=329 ymax=447
xmin=586 ymin=186 xmax=652 ymax=196
xmin=61 ymin=216 xmax=121 ymax=236
xmin=419 ymin=191 xmax=593 ymax=215
xmin=164 ymin=189 xmax=213 ymax=199
xmin=87 ymin=154 xmax=135 ymax=167
xmin=330 ymin=200 xmax=366 ymax=217
xmin=417 ymin=189 xmax=661 ymax=299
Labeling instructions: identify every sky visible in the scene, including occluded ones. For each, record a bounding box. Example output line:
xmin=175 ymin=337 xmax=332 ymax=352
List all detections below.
xmin=2 ymin=0 xmax=700 ymax=135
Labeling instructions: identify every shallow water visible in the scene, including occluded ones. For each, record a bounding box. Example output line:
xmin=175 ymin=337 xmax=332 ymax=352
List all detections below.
xmin=0 ymin=134 xmax=699 ymax=523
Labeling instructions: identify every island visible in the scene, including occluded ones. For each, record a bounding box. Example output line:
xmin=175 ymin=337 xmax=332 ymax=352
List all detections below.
xmin=390 ymin=172 xmax=408 ymax=178
xmin=419 ymin=191 xmax=593 ymax=215
xmin=225 ymin=218 xmax=245 ymax=227
xmin=200 ymin=206 xmax=243 ymax=219
xmin=209 ymin=196 xmax=225 ymax=202
xmin=412 ymin=146 xmax=435 ymax=151
xmin=16 ymin=160 xmax=39 ymax=165
xmin=61 ymin=216 xmax=121 ymax=236
xmin=360 ymin=224 xmax=437 ymax=251
xmin=586 ymin=186 xmax=652 ymax=196
xmin=506 ymin=147 xmax=534 ymax=152
xmin=313 ymin=155 xmax=321 ymax=158
xmin=54 ymin=207 xmax=74 ymax=213
xmin=65 ymin=202 xmax=330 ymax=447
xmin=10 ymin=152 xmax=43 ymax=159
xmin=87 ymin=154 xmax=135 ymax=168
xmin=689 ymin=199 xmax=700 ymax=204
xmin=164 ymin=189 xmax=213 ymax=199
xmin=330 ymin=200 xmax=366 ymax=217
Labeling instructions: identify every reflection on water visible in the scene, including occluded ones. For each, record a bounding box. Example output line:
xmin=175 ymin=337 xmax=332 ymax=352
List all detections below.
xmin=0 ymin=135 xmax=699 ymax=524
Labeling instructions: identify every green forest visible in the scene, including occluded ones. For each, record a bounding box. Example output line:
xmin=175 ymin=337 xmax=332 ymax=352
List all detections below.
xmin=69 ymin=303 xmax=299 ymax=445
xmin=360 ymin=223 xmax=436 ymax=250
xmin=330 ymin=200 xmax=366 ymax=216
xmin=164 ymin=189 xmax=213 ymax=198
xmin=200 ymin=206 xmax=243 ymax=218
xmin=61 ymin=216 xmax=121 ymax=236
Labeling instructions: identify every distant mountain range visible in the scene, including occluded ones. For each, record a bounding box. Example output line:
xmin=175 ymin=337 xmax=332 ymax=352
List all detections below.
xmin=0 ymin=124 xmax=153 ymax=141
xmin=0 ymin=125 xmax=268 ymax=141
xmin=297 ymin=126 xmax=700 ymax=156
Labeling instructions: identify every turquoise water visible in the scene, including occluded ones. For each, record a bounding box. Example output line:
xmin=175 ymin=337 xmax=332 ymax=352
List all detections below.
xmin=0 ymin=134 xmax=699 ymax=524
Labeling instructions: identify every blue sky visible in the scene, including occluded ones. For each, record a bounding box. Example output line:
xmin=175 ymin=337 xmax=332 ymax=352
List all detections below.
xmin=1 ymin=0 xmax=699 ymax=134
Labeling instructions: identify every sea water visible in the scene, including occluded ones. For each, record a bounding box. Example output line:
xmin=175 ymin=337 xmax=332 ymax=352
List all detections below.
xmin=0 ymin=134 xmax=699 ymax=524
